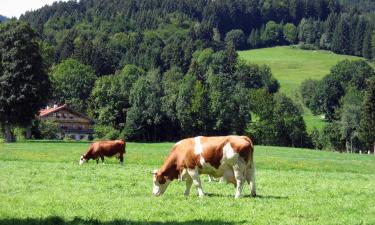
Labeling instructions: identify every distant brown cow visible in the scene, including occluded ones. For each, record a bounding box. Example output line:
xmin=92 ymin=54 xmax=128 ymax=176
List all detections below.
xmin=79 ymin=140 xmax=126 ymax=165
xmin=152 ymin=135 xmax=256 ymax=198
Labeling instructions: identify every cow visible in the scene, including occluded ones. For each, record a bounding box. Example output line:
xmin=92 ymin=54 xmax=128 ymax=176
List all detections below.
xmin=79 ymin=140 xmax=126 ymax=165
xmin=152 ymin=135 xmax=256 ymax=198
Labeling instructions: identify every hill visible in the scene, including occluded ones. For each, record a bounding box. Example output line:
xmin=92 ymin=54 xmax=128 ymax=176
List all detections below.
xmin=238 ymin=46 xmax=366 ymax=131
xmin=1 ymin=141 xmax=374 ymax=224
xmin=0 ymin=15 xmax=8 ymax=22
xmin=238 ymin=46 xmax=364 ymax=96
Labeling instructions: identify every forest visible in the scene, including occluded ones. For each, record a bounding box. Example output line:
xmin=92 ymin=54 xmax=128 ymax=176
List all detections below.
xmin=0 ymin=0 xmax=375 ymax=153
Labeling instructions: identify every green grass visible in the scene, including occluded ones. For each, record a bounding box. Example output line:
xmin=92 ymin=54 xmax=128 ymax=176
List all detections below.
xmin=238 ymin=46 xmax=363 ymax=96
xmin=1 ymin=141 xmax=375 ymax=225
xmin=238 ymin=46 xmax=365 ymax=131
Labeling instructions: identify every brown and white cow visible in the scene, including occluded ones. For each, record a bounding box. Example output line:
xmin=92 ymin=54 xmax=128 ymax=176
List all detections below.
xmin=79 ymin=140 xmax=126 ymax=165
xmin=152 ymin=135 xmax=256 ymax=198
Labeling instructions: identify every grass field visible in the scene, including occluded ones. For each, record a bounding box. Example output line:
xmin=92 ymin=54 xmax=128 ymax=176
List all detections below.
xmin=238 ymin=46 xmax=363 ymax=97
xmin=238 ymin=46 xmax=365 ymax=131
xmin=1 ymin=141 xmax=375 ymax=225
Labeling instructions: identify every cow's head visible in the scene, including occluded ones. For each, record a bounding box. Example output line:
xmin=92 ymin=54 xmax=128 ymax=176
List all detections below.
xmin=79 ymin=155 xmax=88 ymax=165
xmin=152 ymin=169 xmax=171 ymax=196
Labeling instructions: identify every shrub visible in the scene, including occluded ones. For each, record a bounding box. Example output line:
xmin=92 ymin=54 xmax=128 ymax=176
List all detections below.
xmin=39 ymin=120 xmax=59 ymax=139
xmin=93 ymin=125 xmax=120 ymax=140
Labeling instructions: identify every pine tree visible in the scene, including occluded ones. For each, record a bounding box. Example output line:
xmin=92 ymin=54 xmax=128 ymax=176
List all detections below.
xmin=248 ymin=29 xmax=261 ymax=48
xmin=359 ymin=78 xmax=375 ymax=154
xmin=354 ymin=17 xmax=367 ymax=56
xmin=331 ymin=15 xmax=351 ymax=54
xmin=362 ymin=30 xmax=373 ymax=59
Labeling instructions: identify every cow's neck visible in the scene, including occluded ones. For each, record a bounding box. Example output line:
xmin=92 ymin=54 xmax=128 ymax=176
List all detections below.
xmin=159 ymin=153 xmax=179 ymax=181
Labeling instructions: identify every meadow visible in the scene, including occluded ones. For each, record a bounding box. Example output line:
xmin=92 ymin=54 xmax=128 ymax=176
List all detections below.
xmin=1 ymin=141 xmax=375 ymax=225
xmin=238 ymin=47 xmax=365 ymax=131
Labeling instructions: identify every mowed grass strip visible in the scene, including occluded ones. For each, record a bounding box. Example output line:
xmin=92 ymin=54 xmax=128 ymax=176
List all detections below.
xmin=1 ymin=141 xmax=375 ymax=225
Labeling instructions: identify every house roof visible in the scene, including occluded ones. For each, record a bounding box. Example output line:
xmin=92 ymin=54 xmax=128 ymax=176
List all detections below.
xmin=38 ymin=104 xmax=92 ymax=122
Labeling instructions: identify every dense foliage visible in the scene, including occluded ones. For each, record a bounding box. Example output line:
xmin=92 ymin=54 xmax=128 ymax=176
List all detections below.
xmin=300 ymin=60 xmax=375 ymax=152
xmin=19 ymin=0 xmax=375 ymax=67
xmin=0 ymin=21 xmax=51 ymax=142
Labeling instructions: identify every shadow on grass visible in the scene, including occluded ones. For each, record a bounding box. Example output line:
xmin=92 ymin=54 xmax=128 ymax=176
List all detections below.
xmin=0 ymin=217 xmax=243 ymax=225
xmin=205 ymin=193 xmax=288 ymax=199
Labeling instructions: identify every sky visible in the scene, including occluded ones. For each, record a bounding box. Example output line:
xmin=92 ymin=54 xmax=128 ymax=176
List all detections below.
xmin=0 ymin=0 xmax=69 ymax=18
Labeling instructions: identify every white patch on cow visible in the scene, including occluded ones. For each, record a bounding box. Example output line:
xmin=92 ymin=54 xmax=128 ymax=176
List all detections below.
xmin=199 ymin=155 xmax=206 ymax=166
xmin=175 ymin=140 xmax=182 ymax=146
xmin=221 ymin=142 xmax=237 ymax=163
xmin=79 ymin=155 xmax=87 ymax=165
xmin=194 ymin=136 xmax=203 ymax=154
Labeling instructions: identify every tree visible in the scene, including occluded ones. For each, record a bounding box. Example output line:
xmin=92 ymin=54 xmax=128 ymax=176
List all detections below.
xmin=362 ymin=30 xmax=372 ymax=60
xmin=300 ymin=79 xmax=319 ymax=109
xmin=353 ymin=17 xmax=367 ymax=56
xmin=283 ymin=23 xmax=298 ymax=44
xmin=261 ymin=21 xmax=283 ymax=46
xmin=331 ymin=15 xmax=351 ymax=54
xmin=0 ymin=21 xmax=51 ymax=142
xmin=50 ymin=59 xmax=96 ymax=113
xmin=224 ymin=29 xmax=246 ymax=50
xmin=124 ymin=70 xmax=165 ymax=141
xmin=176 ymin=74 xmax=208 ymax=137
xmin=359 ymin=78 xmax=375 ymax=154
xmin=247 ymin=29 xmax=261 ymax=49
xmin=339 ymin=88 xmax=363 ymax=152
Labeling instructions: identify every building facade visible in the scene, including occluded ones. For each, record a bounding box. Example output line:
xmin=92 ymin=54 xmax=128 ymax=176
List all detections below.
xmin=38 ymin=105 xmax=93 ymax=140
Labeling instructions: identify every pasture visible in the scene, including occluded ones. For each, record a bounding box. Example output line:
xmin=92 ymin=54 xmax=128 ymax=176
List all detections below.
xmin=238 ymin=46 xmax=364 ymax=97
xmin=238 ymin=47 xmax=365 ymax=131
xmin=1 ymin=141 xmax=375 ymax=225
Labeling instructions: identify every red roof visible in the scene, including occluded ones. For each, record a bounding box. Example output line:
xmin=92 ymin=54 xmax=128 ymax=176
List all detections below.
xmin=38 ymin=104 xmax=92 ymax=122
xmin=39 ymin=104 xmax=67 ymax=117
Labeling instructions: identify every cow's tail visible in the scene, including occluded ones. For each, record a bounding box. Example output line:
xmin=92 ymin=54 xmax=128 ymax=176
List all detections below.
xmin=241 ymin=136 xmax=254 ymax=165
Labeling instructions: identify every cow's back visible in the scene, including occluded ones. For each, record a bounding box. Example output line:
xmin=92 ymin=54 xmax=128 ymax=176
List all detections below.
xmin=93 ymin=140 xmax=125 ymax=156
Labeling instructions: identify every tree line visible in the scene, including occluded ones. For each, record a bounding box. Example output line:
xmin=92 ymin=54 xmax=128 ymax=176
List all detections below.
xmin=0 ymin=20 xmax=311 ymax=148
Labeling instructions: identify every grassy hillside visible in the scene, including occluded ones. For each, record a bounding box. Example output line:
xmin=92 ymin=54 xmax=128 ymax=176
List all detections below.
xmin=1 ymin=141 xmax=374 ymax=225
xmin=238 ymin=46 xmax=365 ymax=131
xmin=238 ymin=46 xmax=363 ymax=96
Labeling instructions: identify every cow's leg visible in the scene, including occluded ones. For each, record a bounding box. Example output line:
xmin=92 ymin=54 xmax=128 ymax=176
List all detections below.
xmin=233 ymin=160 xmax=246 ymax=199
xmin=187 ymin=168 xmax=204 ymax=198
xmin=96 ymin=158 xmax=99 ymax=164
xmin=100 ymin=156 xmax=104 ymax=164
xmin=184 ymin=177 xmax=193 ymax=197
xmin=208 ymin=175 xmax=213 ymax=182
xmin=246 ymin=164 xmax=256 ymax=197
xmin=119 ymin=153 xmax=124 ymax=166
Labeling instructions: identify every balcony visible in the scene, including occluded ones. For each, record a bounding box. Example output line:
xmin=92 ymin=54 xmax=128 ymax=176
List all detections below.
xmin=59 ymin=128 xmax=94 ymax=134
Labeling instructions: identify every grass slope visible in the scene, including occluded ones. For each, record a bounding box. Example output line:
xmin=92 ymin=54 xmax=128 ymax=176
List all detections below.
xmin=238 ymin=46 xmax=363 ymax=96
xmin=1 ymin=141 xmax=375 ymax=225
xmin=238 ymin=46 xmax=364 ymax=131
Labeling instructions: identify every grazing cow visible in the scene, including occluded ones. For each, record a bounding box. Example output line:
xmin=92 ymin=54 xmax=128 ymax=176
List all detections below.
xmin=152 ymin=135 xmax=256 ymax=198
xmin=79 ymin=140 xmax=126 ymax=165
